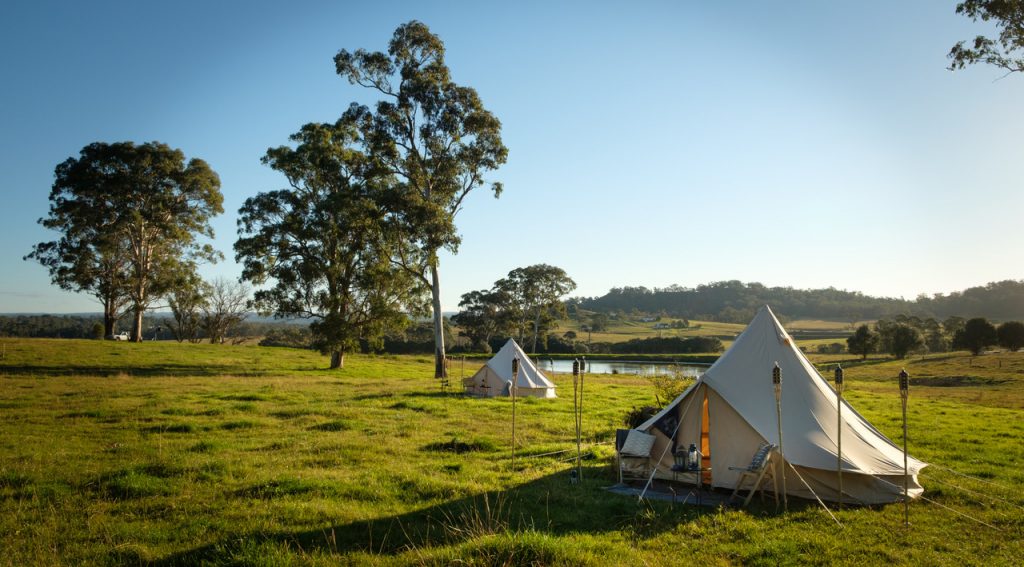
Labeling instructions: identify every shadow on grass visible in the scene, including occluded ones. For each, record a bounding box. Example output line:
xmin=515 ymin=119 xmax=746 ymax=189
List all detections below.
xmin=152 ymin=466 xmax=770 ymax=565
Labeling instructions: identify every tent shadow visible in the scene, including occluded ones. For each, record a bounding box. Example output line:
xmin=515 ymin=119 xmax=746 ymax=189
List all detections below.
xmin=152 ymin=466 xmax=716 ymax=565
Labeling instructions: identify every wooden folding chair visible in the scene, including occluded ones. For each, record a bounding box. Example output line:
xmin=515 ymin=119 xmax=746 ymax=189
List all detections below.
xmin=728 ymin=442 xmax=778 ymax=507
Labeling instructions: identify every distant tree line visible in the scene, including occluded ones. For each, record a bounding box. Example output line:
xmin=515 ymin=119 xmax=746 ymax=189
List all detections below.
xmin=0 ymin=313 xmax=297 ymax=344
xmin=0 ymin=315 xmax=104 ymax=339
xmin=847 ymin=315 xmax=1024 ymax=359
xmin=576 ymin=280 xmax=1024 ymax=322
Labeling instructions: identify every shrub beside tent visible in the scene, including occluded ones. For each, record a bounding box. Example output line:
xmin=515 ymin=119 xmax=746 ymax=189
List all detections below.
xmin=464 ymin=338 xmax=557 ymax=398
xmin=622 ymin=305 xmax=925 ymax=505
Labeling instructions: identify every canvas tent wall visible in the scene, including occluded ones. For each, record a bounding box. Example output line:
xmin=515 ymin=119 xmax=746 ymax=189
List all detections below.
xmin=464 ymin=338 xmax=557 ymax=398
xmin=629 ymin=305 xmax=925 ymax=505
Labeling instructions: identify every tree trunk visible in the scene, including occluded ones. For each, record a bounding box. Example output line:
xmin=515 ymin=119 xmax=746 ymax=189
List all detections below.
xmin=431 ymin=263 xmax=447 ymax=378
xmin=103 ymin=305 xmax=116 ymax=338
xmin=132 ymin=308 xmax=144 ymax=342
xmin=531 ymin=308 xmax=541 ymax=354
xmin=330 ymin=350 xmax=344 ymax=369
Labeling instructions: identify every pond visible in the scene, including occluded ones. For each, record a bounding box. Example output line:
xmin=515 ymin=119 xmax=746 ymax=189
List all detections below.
xmin=535 ymin=358 xmax=707 ymax=377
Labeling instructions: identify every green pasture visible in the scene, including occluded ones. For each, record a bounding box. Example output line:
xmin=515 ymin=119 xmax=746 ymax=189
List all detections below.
xmin=554 ymin=318 xmax=745 ymax=344
xmin=1 ymin=339 xmax=1022 ymax=565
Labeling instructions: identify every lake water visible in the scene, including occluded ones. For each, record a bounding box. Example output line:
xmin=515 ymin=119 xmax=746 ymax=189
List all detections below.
xmin=535 ymin=359 xmax=707 ymax=377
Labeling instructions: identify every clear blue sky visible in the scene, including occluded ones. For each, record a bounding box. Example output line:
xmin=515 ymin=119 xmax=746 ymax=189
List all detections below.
xmin=1 ymin=0 xmax=1021 ymax=314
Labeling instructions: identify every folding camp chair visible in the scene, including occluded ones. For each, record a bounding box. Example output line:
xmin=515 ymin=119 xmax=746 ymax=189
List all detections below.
xmin=616 ymin=429 xmax=654 ymax=483
xmin=728 ymin=442 xmax=778 ymax=507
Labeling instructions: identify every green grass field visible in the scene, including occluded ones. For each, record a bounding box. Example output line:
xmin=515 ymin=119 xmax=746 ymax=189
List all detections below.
xmin=1 ymin=339 xmax=1022 ymax=565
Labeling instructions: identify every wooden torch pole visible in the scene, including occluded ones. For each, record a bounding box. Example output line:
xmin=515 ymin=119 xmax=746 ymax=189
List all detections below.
xmin=773 ymin=362 xmax=787 ymax=513
xmin=899 ymin=368 xmax=909 ymax=527
xmin=578 ymin=357 xmax=586 ymax=481
xmin=835 ymin=364 xmax=844 ymax=511
xmin=512 ymin=357 xmax=519 ymax=471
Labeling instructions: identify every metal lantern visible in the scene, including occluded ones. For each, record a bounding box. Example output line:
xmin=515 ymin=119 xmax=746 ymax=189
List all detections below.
xmin=899 ymin=368 xmax=909 ymax=399
xmin=572 ymin=359 xmax=579 ymax=376
xmin=512 ymin=357 xmax=520 ymax=377
xmin=579 ymin=357 xmax=586 ymax=374
xmin=834 ymin=364 xmax=844 ymax=389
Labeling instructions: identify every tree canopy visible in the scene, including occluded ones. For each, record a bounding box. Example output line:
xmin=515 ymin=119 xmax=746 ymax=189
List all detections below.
xmin=846 ymin=324 xmax=879 ymax=360
xmin=335 ymin=21 xmax=508 ymax=377
xmin=235 ymin=120 xmax=425 ymax=368
xmin=953 ymin=317 xmax=998 ymax=355
xmin=997 ymin=321 xmax=1024 ymax=352
xmin=876 ymin=320 xmax=923 ymax=359
xmin=28 ymin=141 xmax=223 ymax=340
xmin=949 ymin=0 xmax=1024 ymax=75
xmin=454 ymin=265 xmax=576 ymax=353
xmin=496 ymin=264 xmax=577 ymax=353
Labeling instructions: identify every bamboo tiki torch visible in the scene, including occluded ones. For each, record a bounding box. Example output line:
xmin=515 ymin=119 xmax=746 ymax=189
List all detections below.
xmin=899 ymin=368 xmax=910 ymax=527
xmin=835 ymin=364 xmax=844 ymax=510
xmin=773 ymin=362 xmax=787 ymax=512
xmin=512 ymin=357 xmax=519 ymax=470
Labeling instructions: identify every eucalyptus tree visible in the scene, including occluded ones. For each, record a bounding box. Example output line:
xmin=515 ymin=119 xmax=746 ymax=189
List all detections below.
xmin=27 ymin=142 xmax=223 ymax=340
xmin=168 ymin=271 xmax=207 ymax=343
xmin=495 ymin=264 xmax=577 ymax=353
xmin=953 ymin=317 xmax=998 ymax=355
xmin=335 ymin=21 xmax=508 ymax=377
xmin=997 ymin=320 xmax=1024 ymax=352
xmin=846 ymin=324 xmax=879 ymax=360
xmin=452 ymin=288 xmax=510 ymax=351
xmin=235 ymin=119 xmax=425 ymax=369
xmin=949 ymin=0 xmax=1024 ymax=75
xmin=876 ymin=320 xmax=924 ymax=359
xmin=26 ymin=213 xmax=131 ymax=338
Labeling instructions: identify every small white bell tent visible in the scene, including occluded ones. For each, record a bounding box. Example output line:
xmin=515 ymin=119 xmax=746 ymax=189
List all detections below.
xmin=464 ymin=338 xmax=557 ymax=398
xmin=627 ymin=305 xmax=925 ymax=505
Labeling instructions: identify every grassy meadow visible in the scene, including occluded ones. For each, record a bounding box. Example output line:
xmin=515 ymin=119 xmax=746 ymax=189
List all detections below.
xmin=1 ymin=339 xmax=1023 ymax=565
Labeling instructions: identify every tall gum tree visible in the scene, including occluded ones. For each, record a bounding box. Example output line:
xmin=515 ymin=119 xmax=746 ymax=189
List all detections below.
xmin=27 ymin=181 xmax=132 ymax=337
xmin=335 ymin=21 xmax=508 ymax=378
xmin=27 ymin=142 xmax=222 ymax=340
xmin=235 ymin=119 xmax=425 ymax=369
xmin=115 ymin=143 xmax=223 ymax=340
xmin=495 ymin=264 xmax=577 ymax=353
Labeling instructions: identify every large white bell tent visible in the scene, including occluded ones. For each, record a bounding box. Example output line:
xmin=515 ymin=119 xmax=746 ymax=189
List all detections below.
xmin=464 ymin=338 xmax=557 ymax=398
xmin=625 ymin=305 xmax=925 ymax=505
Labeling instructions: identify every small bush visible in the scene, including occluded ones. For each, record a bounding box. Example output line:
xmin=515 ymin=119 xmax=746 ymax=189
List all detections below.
xmin=647 ymin=371 xmax=694 ymax=406
xmin=623 ymin=406 xmax=659 ymax=429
